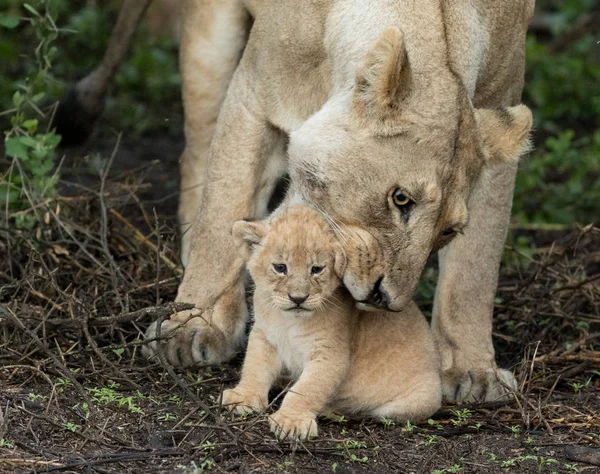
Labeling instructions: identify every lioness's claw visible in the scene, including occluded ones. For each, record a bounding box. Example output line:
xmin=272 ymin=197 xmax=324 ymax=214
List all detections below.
xmin=142 ymin=309 xmax=236 ymax=367
xmin=221 ymin=388 xmax=266 ymax=415
xmin=269 ymin=410 xmax=318 ymax=441
xmin=442 ymin=367 xmax=517 ymax=403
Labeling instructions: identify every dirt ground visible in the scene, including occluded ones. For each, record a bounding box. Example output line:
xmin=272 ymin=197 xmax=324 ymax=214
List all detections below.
xmin=1 ymin=134 xmax=599 ymax=474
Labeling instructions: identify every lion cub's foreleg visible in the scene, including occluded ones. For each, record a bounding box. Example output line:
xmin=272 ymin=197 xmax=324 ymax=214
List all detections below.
xmin=221 ymin=328 xmax=281 ymax=415
xmin=269 ymin=346 xmax=350 ymax=441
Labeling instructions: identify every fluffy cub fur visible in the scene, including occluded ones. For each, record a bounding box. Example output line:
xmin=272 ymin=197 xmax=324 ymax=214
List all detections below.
xmin=222 ymin=205 xmax=441 ymax=440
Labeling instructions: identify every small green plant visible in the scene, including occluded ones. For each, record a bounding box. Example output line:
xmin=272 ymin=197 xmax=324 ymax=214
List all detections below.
xmin=112 ymin=348 xmax=125 ymax=357
xmin=419 ymin=434 xmax=438 ymax=446
xmin=509 ymin=425 xmax=521 ymax=438
xmin=0 ymin=439 xmax=14 ymax=448
xmin=180 ymin=459 xmax=214 ymax=473
xmin=158 ymin=413 xmax=176 ymax=422
xmin=331 ymin=462 xmax=338 ymax=472
xmin=402 ymin=420 xmax=415 ymax=432
xmin=345 ymin=440 xmax=367 ymax=450
xmin=56 ymin=377 xmax=72 ymax=393
xmin=200 ymin=440 xmax=216 ymax=452
xmin=433 ymin=465 xmax=462 ymax=474
xmin=64 ymin=422 xmax=78 ymax=432
xmin=537 ymin=457 xmax=559 ymax=473
xmin=380 ymin=416 xmax=395 ymax=428
xmin=88 ymin=382 xmax=146 ymax=415
xmin=72 ymin=402 xmax=90 ymax=420
xmin=571 ymin=378 xmax=591 ymax=393
xmin=337 ymin=439 xmax=369 ymax=463
xmin=28 ymin=392 xmax=46 ymax=402
xmin=450 ymin=408 xmax=471 ymax=426
xmin=348 ymin=453 xmax=369 ymax=463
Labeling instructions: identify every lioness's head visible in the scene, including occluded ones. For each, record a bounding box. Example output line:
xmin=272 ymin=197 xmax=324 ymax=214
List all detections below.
xmin=288 ymin=27 xmax=532 ymax=312
xmin=233 ymin=206 xmax=345 ymax=316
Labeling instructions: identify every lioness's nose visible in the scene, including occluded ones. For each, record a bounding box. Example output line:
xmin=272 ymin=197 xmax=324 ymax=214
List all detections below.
xmin=288 ymin=294 xmax=308 ymax=305
xmin=365 ymin=277 xmax=389 ymax=308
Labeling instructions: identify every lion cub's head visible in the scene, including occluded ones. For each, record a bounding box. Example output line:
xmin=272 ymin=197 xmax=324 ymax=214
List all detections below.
xmin=233 ymin=206 xmax=345 ymax=315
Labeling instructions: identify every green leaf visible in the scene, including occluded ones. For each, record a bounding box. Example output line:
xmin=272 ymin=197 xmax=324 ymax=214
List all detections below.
xmin=0 ymin=14 xmax=20 ymax=29
xmin=23 ymin=119 xmax=38 ymax=134
xmin=0 ymin=185 xmax=20 ymax=205
xmin=5 ymin=137 xmax=30 ymax=160
xmin=31 ymin=92 xmax=45 ymax=103
xmin=12 ymin=91 xmax=23 ymax=107
xmin=19 ymin=135 xmax=37 ymax=148
xmin=23 ymin=4 xmax=41 ymax=18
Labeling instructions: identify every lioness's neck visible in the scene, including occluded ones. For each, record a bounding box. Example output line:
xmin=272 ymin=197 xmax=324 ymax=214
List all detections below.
xmin=327 ymin=0 xmax=459 ymax=95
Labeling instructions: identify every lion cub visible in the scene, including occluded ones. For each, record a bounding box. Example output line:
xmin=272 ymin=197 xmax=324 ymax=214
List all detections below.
xmin=222 ymin=205 xmax=441 ymax=440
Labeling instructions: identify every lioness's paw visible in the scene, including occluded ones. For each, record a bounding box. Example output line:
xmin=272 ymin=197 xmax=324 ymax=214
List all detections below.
xmin=142 ymin=310 xmax=236 ymax=367
xmin=269 ymin=410 xmax=318 ymax=441
xmin=221 ymin=388 xmax=266 ymax=415
xmin=442 ymin=367 xmax=517 ymax=403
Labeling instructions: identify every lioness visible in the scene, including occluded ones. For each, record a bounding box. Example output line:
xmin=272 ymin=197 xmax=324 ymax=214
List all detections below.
xmin=146 ymin=0 xmax=534 ymax=402
xmin=222 ymin=205 xmax=441 ymax=440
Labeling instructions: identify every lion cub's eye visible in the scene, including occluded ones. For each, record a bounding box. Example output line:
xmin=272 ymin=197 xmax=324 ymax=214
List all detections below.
xmin=392 ymin=188 xmax=413 ymax=208
xmin=311 ymin=265 xmax=324 ymax=275
xmin=272 ymin=263 xmax=287 ymax=275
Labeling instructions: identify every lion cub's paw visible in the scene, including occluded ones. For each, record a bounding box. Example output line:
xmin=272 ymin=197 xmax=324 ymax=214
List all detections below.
xmin=221 ymin=388 xmax=266 ymax=416
xmin=269 ymin=410 xmax=318 ymax=441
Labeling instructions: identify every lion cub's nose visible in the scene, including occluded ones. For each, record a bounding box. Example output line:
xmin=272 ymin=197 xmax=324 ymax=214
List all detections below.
xmin=288 ymin=294 xmax=308 ymax=305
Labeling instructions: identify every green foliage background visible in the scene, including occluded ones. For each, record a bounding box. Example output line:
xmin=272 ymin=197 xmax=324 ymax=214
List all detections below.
xmin=0 ymin=0 xmax=598 ymax=227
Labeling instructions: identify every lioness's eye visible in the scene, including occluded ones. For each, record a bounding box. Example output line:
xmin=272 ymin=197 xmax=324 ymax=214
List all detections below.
xmin=392 ymin=188 xmax=413 ymax=208
xmin=311 ymin=265 xmax=324 ymax=275
xmin=273 ymin=263 xmax=287 ymax=275
xmin=440 ymin=228 xmax=456 ymax=237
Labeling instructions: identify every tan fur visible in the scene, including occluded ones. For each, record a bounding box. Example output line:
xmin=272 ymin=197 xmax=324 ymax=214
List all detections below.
xmin=222 ymin=206 xmax=441 ymax=440
xmin=146 ymin=0 xmax=534 ymax=403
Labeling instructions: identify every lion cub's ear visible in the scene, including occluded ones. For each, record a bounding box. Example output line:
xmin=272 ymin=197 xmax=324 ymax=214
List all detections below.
xmin=333 ymin=243 xmax=347 ymax=278
xmin=353 ymin=27 xmax=411 ymax=115
xmin=476 ymin=105 xmax=533 ymax=164
xmin=232 ymin=220 xmax=267 ymax=254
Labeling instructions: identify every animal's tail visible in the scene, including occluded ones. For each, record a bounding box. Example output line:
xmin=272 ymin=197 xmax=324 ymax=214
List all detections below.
xmin=54 ymin=0 xmax=153 ymax=146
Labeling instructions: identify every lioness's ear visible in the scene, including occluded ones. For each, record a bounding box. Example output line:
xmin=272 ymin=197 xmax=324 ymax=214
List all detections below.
xmin=333 ymin=244 xmax=347 ymax=278
xmin=232 ymin=220 xmax=267 ymax=254
xmin=476 ymin=105 xmax=533 ymax=163
xmin=354 ymin=27 xmax=411 ymax=113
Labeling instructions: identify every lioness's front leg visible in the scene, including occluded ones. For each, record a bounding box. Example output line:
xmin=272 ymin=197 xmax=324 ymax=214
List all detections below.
xmin=222 ymin=328 xmax=281 ymax=415
xmin=143 ymin=69 xmax=280 ymax=366
xmin=269 ymin=349 xmax=350 ymax=440
xmin=177 ymin=0 xmax=251 ymax=266
xmin=432 ymin=161 xmax=518 ymax=402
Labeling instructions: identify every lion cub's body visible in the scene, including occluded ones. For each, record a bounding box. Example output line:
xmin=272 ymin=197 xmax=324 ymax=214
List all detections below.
xmin=223 ymin=206 xmax=441 ymax=439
